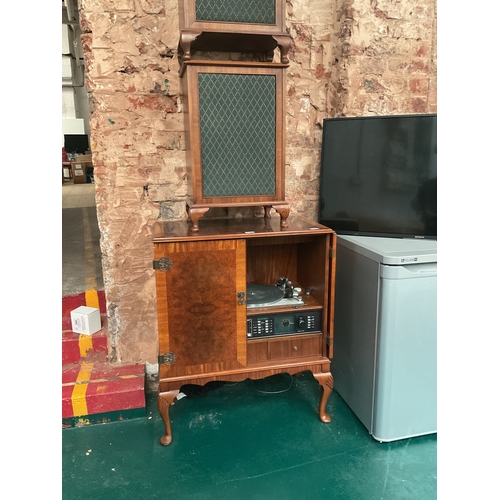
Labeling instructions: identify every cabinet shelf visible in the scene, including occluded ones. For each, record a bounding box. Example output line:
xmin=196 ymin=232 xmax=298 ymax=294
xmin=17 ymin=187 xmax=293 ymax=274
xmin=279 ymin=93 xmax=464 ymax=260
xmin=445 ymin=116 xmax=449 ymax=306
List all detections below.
xmin=178 ymin=30 xmax=292 ymax=71
xmin=246 ymin=291 xmax=323 ymax=316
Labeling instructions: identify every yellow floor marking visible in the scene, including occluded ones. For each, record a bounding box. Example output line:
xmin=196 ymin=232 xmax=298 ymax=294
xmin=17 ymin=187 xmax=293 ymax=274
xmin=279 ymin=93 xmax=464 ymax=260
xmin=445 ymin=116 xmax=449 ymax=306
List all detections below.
xmin=85 ymin=289 xmax=99 ymax=309
xmin=71 ymin=362 xmax=94 ymax=416
xmin=75 ymin=289 xmax=100 ymax=358
xmin=78 ymin=334 xmax=93 ymax=358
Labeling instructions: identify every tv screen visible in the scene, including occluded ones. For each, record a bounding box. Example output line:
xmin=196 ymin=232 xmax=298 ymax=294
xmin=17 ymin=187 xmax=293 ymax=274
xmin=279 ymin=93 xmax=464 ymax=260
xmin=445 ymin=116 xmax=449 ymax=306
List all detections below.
xmin=319 ymin=114 xmax=437 ymax=239
xmin=64 ymin=134 xmax=89 ymax=154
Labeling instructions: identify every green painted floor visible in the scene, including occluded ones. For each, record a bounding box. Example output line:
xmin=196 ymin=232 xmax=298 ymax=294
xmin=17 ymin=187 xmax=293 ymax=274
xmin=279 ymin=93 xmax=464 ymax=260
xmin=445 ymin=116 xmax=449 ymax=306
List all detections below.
xmin=62 ymin=372 xmax=437 ymax=499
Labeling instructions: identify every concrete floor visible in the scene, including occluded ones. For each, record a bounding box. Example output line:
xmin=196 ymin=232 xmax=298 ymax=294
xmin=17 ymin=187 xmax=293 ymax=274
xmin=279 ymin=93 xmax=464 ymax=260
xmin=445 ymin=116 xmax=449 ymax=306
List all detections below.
xmin=62 ymin=181 xmax=97 ymax=210
xmin=62 ymin=181 xmax=104 ymax=296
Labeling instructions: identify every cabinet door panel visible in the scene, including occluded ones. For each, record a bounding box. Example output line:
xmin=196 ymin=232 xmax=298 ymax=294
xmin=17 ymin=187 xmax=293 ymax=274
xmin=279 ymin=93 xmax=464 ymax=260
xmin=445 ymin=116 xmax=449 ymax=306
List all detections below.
xmin=155 ymin=239 xmax=246 ymax=378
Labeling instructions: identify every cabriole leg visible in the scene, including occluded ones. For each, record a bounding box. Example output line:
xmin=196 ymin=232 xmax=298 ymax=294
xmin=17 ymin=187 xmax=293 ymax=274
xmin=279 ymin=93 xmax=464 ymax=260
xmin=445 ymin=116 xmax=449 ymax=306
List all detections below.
xmin=157 ymin=390 xmax=180 ymax=446
xmin=187 ymin=206 xmax=209 ymax=232
xmin=272 ymin=204 xmax=290 ymax=228
xmin=313 ymin=372 xmax=334 ymax=423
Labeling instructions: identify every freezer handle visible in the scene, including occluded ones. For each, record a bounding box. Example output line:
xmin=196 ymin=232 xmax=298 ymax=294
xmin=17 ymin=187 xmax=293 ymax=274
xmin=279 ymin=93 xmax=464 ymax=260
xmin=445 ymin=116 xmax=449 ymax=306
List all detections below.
xmin=380 ymin=262 xmax=437 ymax=279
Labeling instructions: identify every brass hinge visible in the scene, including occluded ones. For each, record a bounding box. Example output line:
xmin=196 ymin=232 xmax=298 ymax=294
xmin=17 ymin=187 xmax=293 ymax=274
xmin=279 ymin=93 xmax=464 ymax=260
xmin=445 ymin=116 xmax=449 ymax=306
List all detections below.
xmin=326 ymin=336 xmax=333 ymax=346
xmin=329 ymin=247 xmax=334 ymax=259
xmin=237 ymin=292 xmax=246 ymax=305
xmin=158 ymin=352 xmax=177 ymax=365
xmin=153 ymin=257 xmax=173 ymax=271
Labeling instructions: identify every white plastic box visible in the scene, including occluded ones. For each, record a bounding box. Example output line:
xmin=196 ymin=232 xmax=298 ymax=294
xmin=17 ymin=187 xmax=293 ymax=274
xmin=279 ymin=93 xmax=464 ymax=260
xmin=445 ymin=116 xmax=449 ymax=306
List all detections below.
xmin=70 ymin=306 xmax=102 ymax=335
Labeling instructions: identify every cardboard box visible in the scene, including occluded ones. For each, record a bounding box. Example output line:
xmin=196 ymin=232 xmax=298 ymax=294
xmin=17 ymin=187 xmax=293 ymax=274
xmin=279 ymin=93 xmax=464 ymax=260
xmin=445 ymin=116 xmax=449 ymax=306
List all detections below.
xmin=72 ymin=162 xmax=86 ymax=184
xmin=70 ymin=306 xmax=102 ymax=335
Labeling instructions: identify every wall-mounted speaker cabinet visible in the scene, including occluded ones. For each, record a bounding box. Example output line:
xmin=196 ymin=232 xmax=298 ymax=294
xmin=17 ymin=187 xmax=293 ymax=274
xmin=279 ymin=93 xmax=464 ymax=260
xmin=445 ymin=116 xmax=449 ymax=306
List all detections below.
xmin=178 ymin=0 xmax=291 ymax=66
xmin=181 ymin=60 xmax=290 ymax=231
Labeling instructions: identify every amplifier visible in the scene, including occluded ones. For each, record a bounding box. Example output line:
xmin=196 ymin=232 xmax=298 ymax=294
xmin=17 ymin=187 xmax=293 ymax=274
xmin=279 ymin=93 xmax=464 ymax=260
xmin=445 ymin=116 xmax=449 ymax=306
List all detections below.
xmin=247 ymin=310 xmax=322 ymax=339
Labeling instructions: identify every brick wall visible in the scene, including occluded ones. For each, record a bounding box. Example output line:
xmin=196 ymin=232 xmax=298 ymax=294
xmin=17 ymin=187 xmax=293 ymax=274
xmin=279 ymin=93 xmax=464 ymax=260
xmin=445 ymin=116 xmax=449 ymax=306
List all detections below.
xmin=79 ymin=0 xmax=437 ymax=369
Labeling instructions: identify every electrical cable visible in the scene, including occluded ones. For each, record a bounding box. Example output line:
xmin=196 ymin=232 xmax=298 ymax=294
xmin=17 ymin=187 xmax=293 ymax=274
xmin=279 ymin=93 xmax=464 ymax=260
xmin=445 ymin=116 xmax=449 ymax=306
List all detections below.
xmin=250 ymin=373 xmax=294 ymax=394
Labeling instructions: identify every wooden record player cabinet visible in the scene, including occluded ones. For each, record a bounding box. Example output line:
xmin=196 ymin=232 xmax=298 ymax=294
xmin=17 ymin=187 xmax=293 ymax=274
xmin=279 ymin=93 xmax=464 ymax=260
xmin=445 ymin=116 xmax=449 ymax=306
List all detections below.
xmin=152 ymin=216 xmax=336 ymax=445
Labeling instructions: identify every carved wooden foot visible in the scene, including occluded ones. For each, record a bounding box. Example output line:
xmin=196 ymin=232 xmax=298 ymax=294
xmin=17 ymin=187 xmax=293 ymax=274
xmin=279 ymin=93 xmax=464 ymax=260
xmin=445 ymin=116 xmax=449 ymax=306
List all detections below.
xmin=273 ymin=204 xmax=290 ymax=229
xmin=272 ymin=35 xmax=292 ymax=64
xmin=157 ymin=390 xmax=180 ymax=446
xmin=263 ymin=204 xmax=290 ymax=228
xmin=178 ymin=30 xmax=202 ymax=64
xmin=313 ymin=372 xmax=334 ymax=423
xmin=187 ymin=206 xmax=209 ymax=232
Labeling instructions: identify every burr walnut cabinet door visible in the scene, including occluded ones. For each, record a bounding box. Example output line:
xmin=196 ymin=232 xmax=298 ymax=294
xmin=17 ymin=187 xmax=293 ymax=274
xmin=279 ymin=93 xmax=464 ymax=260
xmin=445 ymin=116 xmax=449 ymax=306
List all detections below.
xmin=154 ymin=239 xmax=247 ymax=379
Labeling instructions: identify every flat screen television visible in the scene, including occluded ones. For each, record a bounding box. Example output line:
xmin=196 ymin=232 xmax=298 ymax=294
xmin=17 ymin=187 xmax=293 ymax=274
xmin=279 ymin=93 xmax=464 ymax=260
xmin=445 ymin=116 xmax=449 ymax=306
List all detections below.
xmin=64 ymin=134 xmax=89 ymax=154
xmin=319 ymin=114 xmax=437 ymax=239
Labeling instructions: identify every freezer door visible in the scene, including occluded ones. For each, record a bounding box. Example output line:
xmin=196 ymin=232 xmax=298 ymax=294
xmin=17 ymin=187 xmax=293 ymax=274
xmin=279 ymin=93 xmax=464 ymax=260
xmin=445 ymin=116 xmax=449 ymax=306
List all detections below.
xmin=372 ymin=264 xmax=437 ymax=441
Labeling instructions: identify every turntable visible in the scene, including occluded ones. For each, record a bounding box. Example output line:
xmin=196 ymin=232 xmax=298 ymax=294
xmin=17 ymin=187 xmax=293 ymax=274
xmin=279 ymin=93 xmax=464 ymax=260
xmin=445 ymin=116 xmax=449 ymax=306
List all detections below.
xmin=246 ymin=277 xmax=321 ymax=339
xmin=246 ymin=282 xmax=304 ymax=309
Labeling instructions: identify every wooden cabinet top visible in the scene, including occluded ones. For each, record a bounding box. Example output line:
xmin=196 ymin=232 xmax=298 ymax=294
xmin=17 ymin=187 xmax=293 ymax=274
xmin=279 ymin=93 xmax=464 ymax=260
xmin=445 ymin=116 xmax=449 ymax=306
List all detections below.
xmin=152 ymin=216 xmax=334 ymax=243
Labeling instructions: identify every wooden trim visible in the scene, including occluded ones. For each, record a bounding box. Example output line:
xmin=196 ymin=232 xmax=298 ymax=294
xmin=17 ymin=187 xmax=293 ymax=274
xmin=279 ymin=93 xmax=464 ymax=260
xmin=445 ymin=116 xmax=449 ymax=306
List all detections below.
xmin=327 ymin=232 xmax=337 ymax=359
xmin=159 ymin=356 xmax=330 ymax=388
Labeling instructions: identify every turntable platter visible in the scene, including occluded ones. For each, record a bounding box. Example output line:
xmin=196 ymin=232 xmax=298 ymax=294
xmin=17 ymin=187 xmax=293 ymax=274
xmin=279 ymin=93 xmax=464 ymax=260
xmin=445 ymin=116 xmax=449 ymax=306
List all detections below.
xmin=246 ymin=284 xmax=284 ymax=307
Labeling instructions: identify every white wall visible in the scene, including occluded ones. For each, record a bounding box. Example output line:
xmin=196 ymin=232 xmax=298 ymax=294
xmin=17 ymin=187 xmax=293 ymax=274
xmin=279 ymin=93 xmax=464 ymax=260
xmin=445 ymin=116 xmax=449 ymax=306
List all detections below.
xmin=62 ymin=118 xmax=85 ymax=135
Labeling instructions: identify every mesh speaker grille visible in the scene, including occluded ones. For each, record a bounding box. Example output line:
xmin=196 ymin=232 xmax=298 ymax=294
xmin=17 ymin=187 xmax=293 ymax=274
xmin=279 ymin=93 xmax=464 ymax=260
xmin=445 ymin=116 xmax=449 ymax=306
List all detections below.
xmin=195 ymin=0 xmax=276 ymax=25
xmin=198 ymin=73 xmax=277 ymax=198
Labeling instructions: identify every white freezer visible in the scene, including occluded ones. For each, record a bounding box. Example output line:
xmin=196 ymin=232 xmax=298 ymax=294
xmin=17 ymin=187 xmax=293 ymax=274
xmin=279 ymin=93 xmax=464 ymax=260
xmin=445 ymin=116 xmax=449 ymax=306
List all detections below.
xmin=332 ymin=235 xmax=437 ymax=442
